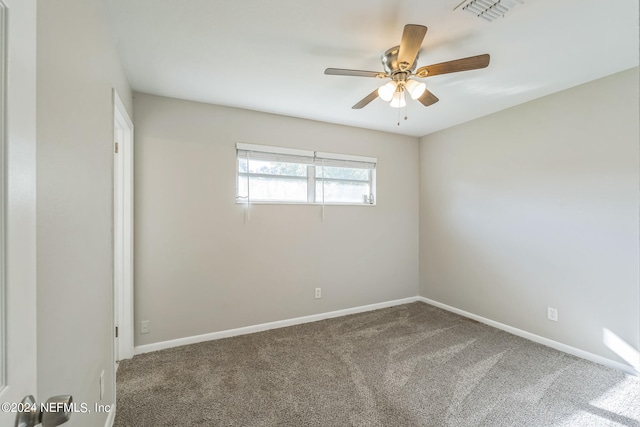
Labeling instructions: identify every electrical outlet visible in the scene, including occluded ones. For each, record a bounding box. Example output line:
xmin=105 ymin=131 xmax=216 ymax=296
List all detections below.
xmin=99 ymin=370 xmax=105 ymax=399
xmin=547 ymin=307 xmax=558 ymax=322
xmin=141 ymin=320 xmax=150 ymax=334
xmin=314 ymin=288 xmax=322 ymax=299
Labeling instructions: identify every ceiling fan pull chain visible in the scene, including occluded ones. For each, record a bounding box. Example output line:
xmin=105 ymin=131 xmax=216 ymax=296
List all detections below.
xmin=404 ymin=99 xmax=409 ymax=121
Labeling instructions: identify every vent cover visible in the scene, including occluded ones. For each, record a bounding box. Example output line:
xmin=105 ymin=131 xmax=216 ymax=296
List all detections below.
xmin=458 ymin=0 xmax=524 ymax=22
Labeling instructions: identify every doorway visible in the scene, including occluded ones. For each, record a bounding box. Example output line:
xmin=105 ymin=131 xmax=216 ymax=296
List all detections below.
xmin=113 ymin=89 xmax=134 ymax=365
xmin=0 ymin=1 xmax=38 ymax=425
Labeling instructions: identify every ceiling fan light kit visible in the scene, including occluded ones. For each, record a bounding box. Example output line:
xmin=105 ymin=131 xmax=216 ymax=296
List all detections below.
xmin=390 ymin=91 xmax=406 ymax=109
xmin=378 ymin=79 xmax=425 ymax=108
xmin=378 ymin=81 xmax=397 ymax=102
xmin=324 ymin=24 xmax=491 ymax=123
xmin=405 ymin=79 xmax=426 ymax=100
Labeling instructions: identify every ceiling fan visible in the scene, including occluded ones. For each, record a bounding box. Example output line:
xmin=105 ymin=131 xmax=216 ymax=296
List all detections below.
xmin=325 ymin=24 xmax=490 ymax=110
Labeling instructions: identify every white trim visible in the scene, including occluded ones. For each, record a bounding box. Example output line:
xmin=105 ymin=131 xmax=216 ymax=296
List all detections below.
xmin=236 ymin=143 xmax=377 ymax=165
xmin=315 ymin=151 xmax=377 ymax=164
xmin=113 ymin=92 xmax=133 ymax=129
xmin=417 ymin=297 xmax=639 ymax=376
xmin=0 ymin=0 xmax=7 ymax=392
xmin=134 ymin=297 xmax=419 ymax=355
xmin=113 ymin=89 xmax=134 ymax=362
xmin=234 ymin=201 xmax=376 ymax=206
xmin=236 ymin=142 xmax=314 ymax=158
xmin=0 ymin=1 xmax=37 ymax=419
xmin=132 ymin=294 xmax=637 ymax=377
xmin=104 ymin=402 xmax=116 ymax=427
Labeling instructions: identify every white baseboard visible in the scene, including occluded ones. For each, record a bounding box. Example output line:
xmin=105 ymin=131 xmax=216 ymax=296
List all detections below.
xmin=132 ymin=294 xmax=637 ymax=377
xmin=417 ymin=296 xmax=639 ymax=377
xmin=134 ymin=296 xmax=420 ymax=355
xmin=104 ymin=402 xmax=116 ymax=427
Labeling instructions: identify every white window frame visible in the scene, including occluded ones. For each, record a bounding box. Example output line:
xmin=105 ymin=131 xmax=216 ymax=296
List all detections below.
xmin=236 ymin=143 xmax=377 ymax=206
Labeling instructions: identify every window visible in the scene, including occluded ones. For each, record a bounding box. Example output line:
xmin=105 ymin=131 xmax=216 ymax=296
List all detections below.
xmin=236 ymin=143 xmax=376 ymax=205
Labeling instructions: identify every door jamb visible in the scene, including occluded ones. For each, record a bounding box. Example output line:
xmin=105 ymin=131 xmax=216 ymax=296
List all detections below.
xmin=113 ymin=90 xmax=134 ymax=362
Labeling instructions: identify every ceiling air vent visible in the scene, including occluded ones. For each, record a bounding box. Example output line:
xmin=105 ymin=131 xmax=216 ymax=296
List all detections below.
xmin=457 ymin=0 xmax=524 ymax=22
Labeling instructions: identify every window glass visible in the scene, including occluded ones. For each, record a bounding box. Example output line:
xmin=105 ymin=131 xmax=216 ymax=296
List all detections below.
xmin=239 ymin=159 xmax=307 ymax=177
xmin=237 ymin=175 xmax=307 ymax=203
xmin=236 ymin=145 xmax=376 ymax=205
xmin=316 ymin=166 xmax=369 ymax=181
xmin=315 ymin=181 xmax=371 ymax=204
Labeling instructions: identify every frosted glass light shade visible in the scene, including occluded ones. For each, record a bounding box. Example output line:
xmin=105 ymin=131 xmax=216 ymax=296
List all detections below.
xmin=390 ymin=90 xmax=406 ymax=108
xmin=378 ymin=81 xmax=397 ymax=102
xmin=406 ymin=79 xmax=426 ymax=100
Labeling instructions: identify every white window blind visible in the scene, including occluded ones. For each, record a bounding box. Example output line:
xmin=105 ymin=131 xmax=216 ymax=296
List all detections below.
xmin=236 ymin=143 xmax=376 ymax=206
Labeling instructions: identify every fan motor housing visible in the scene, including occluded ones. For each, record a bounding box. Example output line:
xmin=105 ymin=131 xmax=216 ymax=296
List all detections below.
xmin=382 ymin=45 xmax=419 ymax=75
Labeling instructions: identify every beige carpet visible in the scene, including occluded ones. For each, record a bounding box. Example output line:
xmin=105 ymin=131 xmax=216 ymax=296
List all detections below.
xmin=115 ymin=302 xmax=640 ymax=426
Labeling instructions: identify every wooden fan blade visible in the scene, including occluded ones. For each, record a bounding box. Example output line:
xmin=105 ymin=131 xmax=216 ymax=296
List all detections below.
xmin=415 ymin=54 xmax=490 ymax=78
xmin=325 ymin=68 xmax=385 ymax=78
xmin=352 ymin=89 xmax=380 ymax=109
xmin=417 ymin=89 xmax=439 ymax=106
xmin=397 ymin=24 xmax=427 ymax=70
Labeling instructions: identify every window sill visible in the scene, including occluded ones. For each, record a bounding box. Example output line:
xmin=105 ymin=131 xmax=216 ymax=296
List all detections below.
xmin=235 ymin=201 xmax=376 ymax=207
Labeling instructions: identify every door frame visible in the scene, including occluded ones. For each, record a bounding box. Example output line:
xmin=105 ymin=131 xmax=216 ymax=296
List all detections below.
xmin=0 ymin=0 xmax=8 ymax=392
xmin=113 ymin=90 xmax=134 ymax=362
xmin=0 ymin=0 xmax=38 ymax=423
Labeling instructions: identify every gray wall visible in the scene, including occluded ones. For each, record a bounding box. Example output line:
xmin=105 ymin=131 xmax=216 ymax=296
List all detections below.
xmin=133 ymin=93 xmax=419 ymax=346
xmin=419 ymin=68 xmax=639 ymax=367
xmin=36 ymin=0 xmax=132 ymax=425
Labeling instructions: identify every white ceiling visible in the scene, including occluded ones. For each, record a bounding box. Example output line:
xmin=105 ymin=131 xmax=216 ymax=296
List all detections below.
xmin=102 ymin=0 xmax=639 ymax=137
